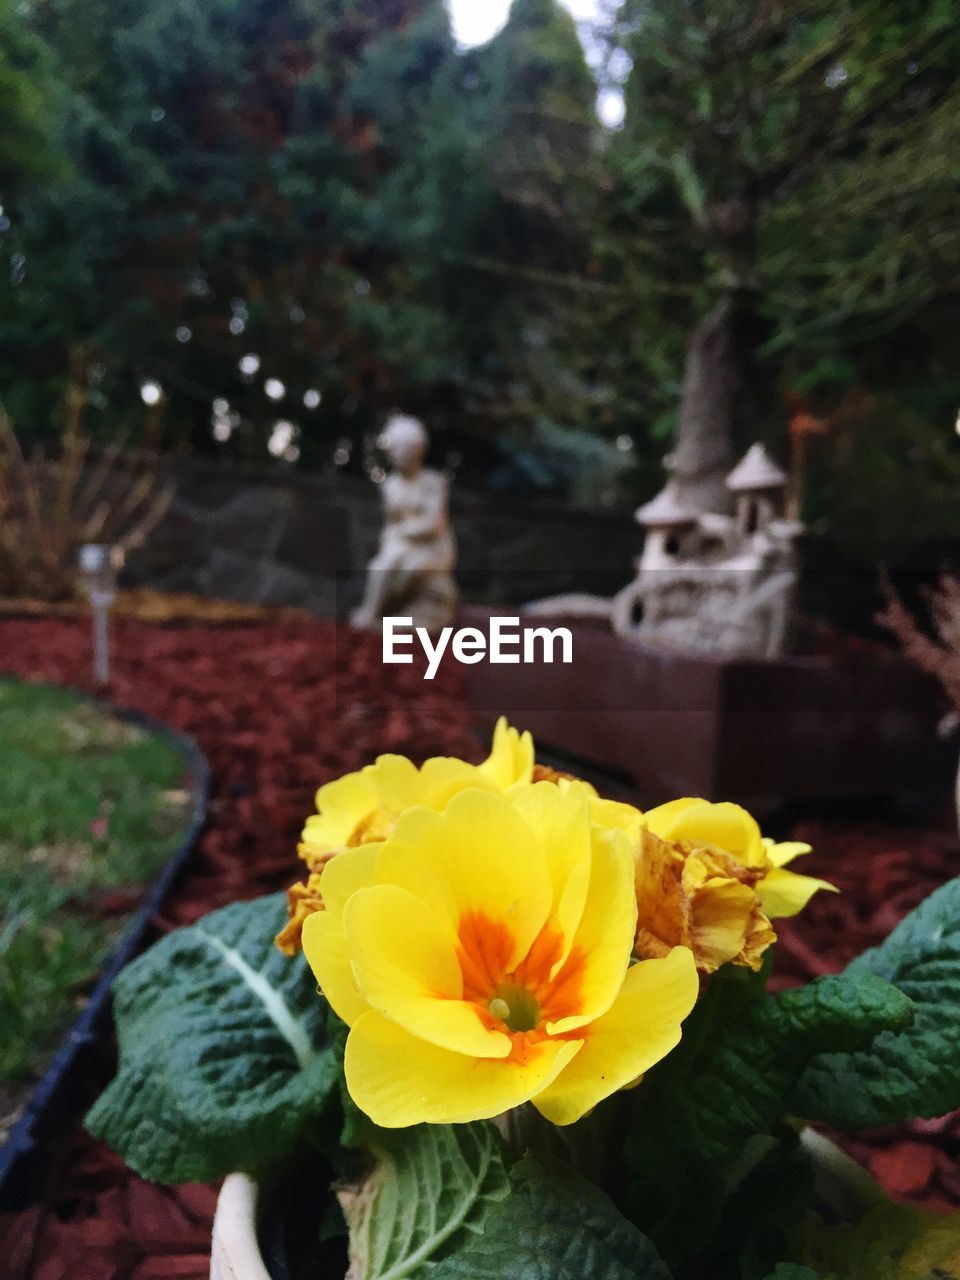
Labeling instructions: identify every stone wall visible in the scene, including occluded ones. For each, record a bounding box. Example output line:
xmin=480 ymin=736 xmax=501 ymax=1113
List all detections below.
xmin=123 ymin=458 xmax=642 ymax=616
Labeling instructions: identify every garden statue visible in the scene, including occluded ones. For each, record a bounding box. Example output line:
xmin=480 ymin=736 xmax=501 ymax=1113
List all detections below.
xmin=612 ymin=443 xmax=802 ymax=658
xmin=350 ymin=413 xmax=458 ymax=632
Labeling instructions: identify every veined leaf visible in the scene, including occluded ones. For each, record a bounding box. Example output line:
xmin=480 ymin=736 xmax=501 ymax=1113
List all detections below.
xmin=87 ymin=892 xmax=337 ymax=1183
xmin=793 ymin=876 xmax=960 ymax=1129
xmin=338 ymin=1122 xmax=510 ymax=1280
xmin=622 ymin=966 xmax=911 ymax=1267
xmin=431 ymin=1156 xmax=672 ymax=1280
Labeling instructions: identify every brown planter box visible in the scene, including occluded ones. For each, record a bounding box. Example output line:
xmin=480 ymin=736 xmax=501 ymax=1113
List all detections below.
xmin=459 ymin=607 xmax=952 ymax=812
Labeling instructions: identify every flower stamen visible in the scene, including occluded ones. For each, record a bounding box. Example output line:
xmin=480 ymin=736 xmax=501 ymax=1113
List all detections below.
xmin=489 ymin=984 xmax=540 ymax=1033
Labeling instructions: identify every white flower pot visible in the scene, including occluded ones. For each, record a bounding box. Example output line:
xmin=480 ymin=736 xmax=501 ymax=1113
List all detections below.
xmin=210 ymin=1173 xmax=271 ymax=1280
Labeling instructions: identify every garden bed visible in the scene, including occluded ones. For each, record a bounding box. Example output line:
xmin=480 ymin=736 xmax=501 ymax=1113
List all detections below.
xmin=0 ymin=615 xmax=957 ymax=1279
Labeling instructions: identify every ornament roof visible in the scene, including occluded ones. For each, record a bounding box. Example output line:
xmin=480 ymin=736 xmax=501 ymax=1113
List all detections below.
xmin=636 ymin=485 xmax=701 ymax=527
xmin=725 ymin=443 xmax=787 ymax=492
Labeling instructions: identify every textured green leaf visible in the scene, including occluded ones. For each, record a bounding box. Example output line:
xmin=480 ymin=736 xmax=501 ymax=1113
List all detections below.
xmin=762 ymin=1267 xmax=819 ymax=1280
xmin=338 ymin=1122 xmax=510 ymax=1280
xmin=87 ymin=893 xmax=337 ymax=1183
xmin=778 ymin=972 xmax=913 ymax=1055
xmin=432 ymin=1156 xmax=671 ymax=1280
xmin=793 ymin=877 xmax=960 ymax=1130
xmin=623 ymin=967 xmax=911 ymax=1267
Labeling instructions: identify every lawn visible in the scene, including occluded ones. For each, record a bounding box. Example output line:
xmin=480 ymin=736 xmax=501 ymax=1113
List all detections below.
xmin=0 ymin=680 xmax=193 ymax=1139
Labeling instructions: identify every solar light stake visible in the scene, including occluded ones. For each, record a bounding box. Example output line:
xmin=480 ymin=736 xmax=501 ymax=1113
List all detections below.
xmin=78 ymin=544 xmax=122 ymax=686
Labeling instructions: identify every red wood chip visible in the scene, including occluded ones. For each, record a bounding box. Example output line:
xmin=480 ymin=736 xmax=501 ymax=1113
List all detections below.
xmin=0 ymin=1205 xmax=43 ymax=1279
xmin=172 ymin=1184 xmax=221 ymax=1222
xmin=871 ymin=1141 xmax=939 ymax=1196
xmin=128 ymin=1256 xmax=210 ymax=1279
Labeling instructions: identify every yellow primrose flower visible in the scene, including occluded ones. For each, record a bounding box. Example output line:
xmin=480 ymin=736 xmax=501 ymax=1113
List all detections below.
xmin=640 ymin=798 xmax=836 ymax=920
xmin=297 ymin=717 xmax=533 ymax=868
xmin=302 ymin=783 xmax=698 ymax=1128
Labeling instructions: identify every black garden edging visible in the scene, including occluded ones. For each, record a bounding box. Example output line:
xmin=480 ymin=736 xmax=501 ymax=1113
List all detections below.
xmin=0 ymin=690 xmax=210 ymax=1212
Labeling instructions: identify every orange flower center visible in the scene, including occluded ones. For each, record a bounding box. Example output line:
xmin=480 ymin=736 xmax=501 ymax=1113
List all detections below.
xmin=455 ymin=910 xmax=585 ymax=1045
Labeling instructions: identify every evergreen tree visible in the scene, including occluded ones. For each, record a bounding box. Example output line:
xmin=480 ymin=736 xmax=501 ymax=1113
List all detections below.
xmin=0 ymin=0 xmax=463 ymax=450
xmin=437 ymin=0 xmax=603 ymax=436
xmin=1 ymin=0 xmax=607 ymax=460
xmin=0 ymin=0 xmax=64 ymax=202
xmin=605 ymin=0 xmax=960 ymax=500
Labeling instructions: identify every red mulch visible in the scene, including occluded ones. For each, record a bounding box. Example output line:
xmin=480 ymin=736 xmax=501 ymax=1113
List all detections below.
xmin=0 ymin=614 xmax=957 ymax=1276
xmin=0 ymin=616 xmax=477 ymax=1280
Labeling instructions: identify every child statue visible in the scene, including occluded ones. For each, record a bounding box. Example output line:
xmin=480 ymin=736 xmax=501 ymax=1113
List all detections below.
xmin=350 ymin=414 xmax=458 ymax=632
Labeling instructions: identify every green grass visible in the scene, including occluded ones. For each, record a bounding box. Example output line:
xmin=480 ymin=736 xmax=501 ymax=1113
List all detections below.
xmin=0 ymin=681 xmax=192 ymax=1126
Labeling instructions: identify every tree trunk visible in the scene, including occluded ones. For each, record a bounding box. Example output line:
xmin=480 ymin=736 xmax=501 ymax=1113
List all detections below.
xmin=663 ymin=300 xmax=737 ymax=514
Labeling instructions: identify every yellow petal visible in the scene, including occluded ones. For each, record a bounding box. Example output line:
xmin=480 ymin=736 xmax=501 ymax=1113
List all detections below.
xmin=368 ymin=754 xmax=424 ymax=812
xmin=763 ymin=838 xmax=813 ymax=869
xmin=417 ymin=755 xmax=497 ymax=806
xmin=643 ymin=798 xmax=766 ymax=868
xmin=344 ymin=1010 xmax=582 ymax=1127
xmin=480 ymin=717 xmax=535 ymax=791
xmin=302 ymin=910 xmax=369 ymax=1026
xmin=301 ymin=769 xmax=379 ymax=854
xmin=758 ymin=866 xmax=837 ymax=919
xmin=344 ymin=885 xmax=510 ymax=1058
xmin=545 ymin=827 xmax=636 ymax=1034
xmin=378 ymin=790 xmax=552 ymax=970
xmin=533 ymin=947 xmax=698 ymax=1126
xmin=318 ymin=843 xmax=381 ymax=918
xmin=587 ymin=794 xmax=644 ymax=842
xmin=512 ymin=782 xmax=592 ymax=952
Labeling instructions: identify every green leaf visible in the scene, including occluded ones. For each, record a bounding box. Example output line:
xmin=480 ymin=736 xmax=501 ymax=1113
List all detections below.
xmin=763 ymin=1267 xmax=819 ymax=1280
xmin=87 ymin=893 xmax=337 ymax=1183
xmin=778 ymin=972 xmax=914 ymax=1055
xmin=338 ymin=1122 xmax=511 ymax=1280
xmin=622 ymin=967 xmax=911 ymax=1267
xmin=793 ymin=877 xmax=960 ymax=1130
xmin=432 ymin=1156 xmax=671 ymax=1280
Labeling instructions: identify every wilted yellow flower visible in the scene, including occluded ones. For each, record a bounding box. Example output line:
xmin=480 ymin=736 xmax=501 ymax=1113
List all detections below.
xmin=633 ymin=827 xmax=775 ymax=974
xmin=275 ymin=871 xmax=325 ymax=957
xmin=302 ymin=784 xmax=698 ymax=1128
xmin=640 ymin=798 xmax=836 ymax=921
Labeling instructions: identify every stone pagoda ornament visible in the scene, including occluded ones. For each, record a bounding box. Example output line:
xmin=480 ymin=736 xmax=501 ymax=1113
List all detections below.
xmin=612 ymin=443 xmax=802 ymax=658
xmin=351 ymin=414 xmax=458 ymax=632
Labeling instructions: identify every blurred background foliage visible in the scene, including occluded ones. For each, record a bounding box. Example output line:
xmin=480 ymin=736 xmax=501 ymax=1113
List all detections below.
xmin=0 ymin=0 xmax=958 ymax=563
